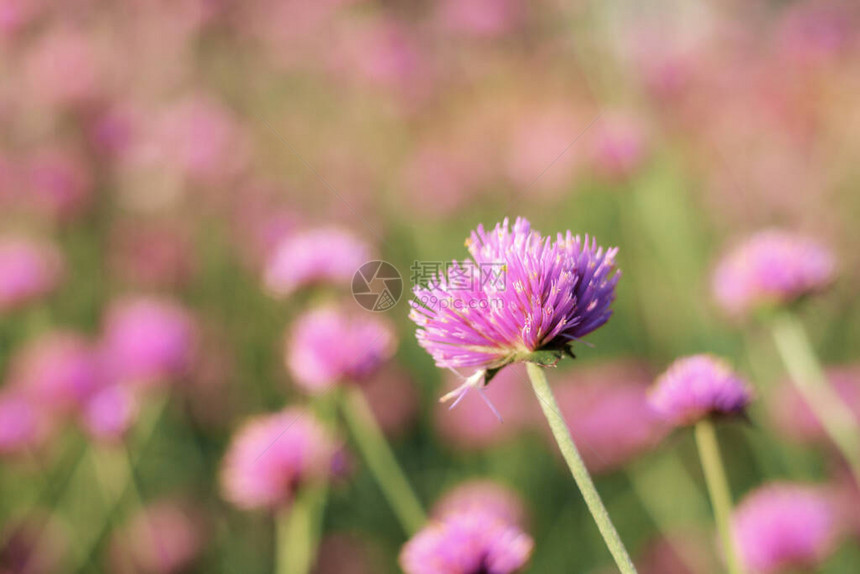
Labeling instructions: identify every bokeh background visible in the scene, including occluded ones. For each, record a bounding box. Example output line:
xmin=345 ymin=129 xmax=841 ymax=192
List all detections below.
xmin=1 ymin=0 xmax=860 ymax=572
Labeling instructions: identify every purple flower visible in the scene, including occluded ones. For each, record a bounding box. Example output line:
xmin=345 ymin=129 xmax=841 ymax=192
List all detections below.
xmin=286 ymin=304 xmax=395 ymax=394
xmin=264 ymin=227 xmax=370 ymax=297
xmin=100 ymin=297 xmax=197 ymax=389
xmin=410 ymin=217 xmax=618 ymax=400
xmin=7 ymin=330 xmax=101 ymax=416
xmin=400 ymin=502 xmax=533 ymax=574
xmin=220 ymin=407 xmax=338 ymax=510
xmin=0 ymin=235 xmax=64 ymax=313
xmin=649 ymin=355 xmax=752 ymax=426
xmin=552 ymin=361 xmax=668 ymax=473
xmin=712 ymin=230 xmax=835 ymax=317
xmin=732 ymin=483 xmax=842 ymax=574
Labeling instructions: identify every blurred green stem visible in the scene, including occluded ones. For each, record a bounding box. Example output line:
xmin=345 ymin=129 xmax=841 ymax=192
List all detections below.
xmin=526 ymin=363 xmax=638 ymax=574
xmin=770 ymin=311 xmax=860 ymax=484
xmin=277 ymin=485 xmax=324 ymax=574
xmin=340 ymin=387 xmax=425 ymax=535
xmin=694 ymin=419 xmax=743 ymax=574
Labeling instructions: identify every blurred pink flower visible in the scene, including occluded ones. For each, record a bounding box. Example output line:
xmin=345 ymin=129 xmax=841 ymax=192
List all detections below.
xmin=220 ymin=407 xmax=338 ymax=510
xmin=7 ymin=330 xmax=102 ymax=416
xmin=82 ymin=384 xmax=139 ymax=445
xmin=0 ymin=235 xmax=64 ymax=313
xmin=100 ymin=297 xmax=197 ymax=389
xmin=712 ymin=230 xmax=836 ymax=317
xmin=649 ymin=355 xmax=752 ymax=427
xmin=433 ymin=364 xmax=533 ymax=450
xmin=732 ymin=483 xmax=842 ymax=574
xmin=432 ymin=480 xmax=527 ymax=528
xmin=264 ymin=227 xmax=370 ymax=297
xmin=768 ymin=365 xmax=860 ymax=445
xmin=24 ymin=145 xmax=94 ymax=221
xmin=109 ymin=501 xmax=204 ymax=574
xmin=400 ymin=483 xmax=533 ymax=574
xmin=286 ymin=304 xmax=395 ymax=394
xmin=551 ymin=361 xmax=668 ymax=473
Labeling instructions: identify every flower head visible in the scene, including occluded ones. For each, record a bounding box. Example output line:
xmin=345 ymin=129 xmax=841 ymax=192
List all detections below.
xmin=733 ymin=483 xmax=841 ymax=574
xmin=400 ymin=483 xmax=534 ymax=574
xmin=286 ymin=304 xmax=395 ymax=393
xmin=0 ymin=235 xmax=64 ymax=313
xmin=220 ymin=407 xmax=337 ymax=510
xmin=101 ymin=297 xmax=197 ymax=389
xmin=712 ymin=230 xmax=836 ymax=317
xmin=264 ymin=227 xmax=370 ymax=297
xmin=649 ymin=355 xmax=752 ymax=426
xmin=410 ymin=217 xmax=618 ymax=400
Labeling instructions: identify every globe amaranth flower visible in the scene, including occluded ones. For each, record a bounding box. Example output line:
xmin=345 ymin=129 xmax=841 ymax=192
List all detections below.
xmin=0 ymin=235 xmax=64 ymax=313
xmin=286 ymin=304 xmax=396 ymax=394
xmin=100 ymin=296 xmax=197 ymax=389
xmin=410 ymin=217 xmax=618 ymax=402
xmin=264 ymin=227 xmax=370 ymax=297
xmin=649 ymin=354 xmax=752 ymax=427
xmin=732 ymin=483 xmax=842 ymax=574
xmin=712 ymin=230 xmax=835 ymax=317
xmin=552 ymin=361 xmax=668 ymax=473
xmin=220 ymin=407 xmax=338 ymax=510
xmin=400 ymin=482 xmax=533 ymax=574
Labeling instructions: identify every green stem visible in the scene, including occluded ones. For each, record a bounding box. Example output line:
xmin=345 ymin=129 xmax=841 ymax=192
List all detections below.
xmin=525 ymin=363 xmax=638 ymax=574
xmin=694 ymin=419 xmax=743 ymax=574
xmin=770 ymin=311 xmax=860 ymax=484
xmin=340 ymin=387 xmax=425 ymax=535
xmin=277 ymin=485 xmax=325 ymax=574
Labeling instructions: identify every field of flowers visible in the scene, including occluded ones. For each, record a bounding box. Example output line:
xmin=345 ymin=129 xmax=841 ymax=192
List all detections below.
xmin=1 ymin=1 xmax=860 ymax=573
